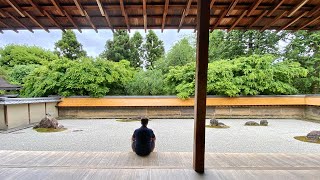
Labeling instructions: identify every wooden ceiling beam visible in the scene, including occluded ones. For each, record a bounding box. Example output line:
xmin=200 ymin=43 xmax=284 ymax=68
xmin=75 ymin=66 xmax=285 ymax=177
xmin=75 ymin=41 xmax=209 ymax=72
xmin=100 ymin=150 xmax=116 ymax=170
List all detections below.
xmin=50 ymin=0 xmax=64 ymax=16
xmin=0 ymin=11 xmax=6 ymax=18
xmin=5 ymin=11 xmax=33 ymax=32
xmin=44 ymin=10 xmax=65 ymax=32
xmin=211 ymin=9 xmax=228 ymax=31
xmin=306 ymin=4 xmax=320 ymax=18
xmin=161 ymin=0 xmax=169 ymax=32
xmin=96 ymin=0 xmax=105 ymax=16
xmin=64 ymin=10 xmax=81 ymax=33
xmin=120 ymin=0 xmax=130 ymax=32
xmin=143 ymin=0 xmax=147 ymax=32
xmin=226 ymin=0 xmax=239 ymax=17
xmin=267 ymin=0 xmax=284 ymax=17
xmin=84 ymin=10 xmax=98 ymax=33
xmin=279 ymin=11 xmax=308 ymax=31
xmin=103 ymin=8 xmax=114 ymax=33
xmin=247 ymin=10 xmax=268 ymax=29
xmin=178 ymin=0 xmax=192 ymax=32
xmin=297 ymin=14 xmax=320 ymax=30
xmin=261 ymin=11 xmax=287 ymax=32
xmin=27 ymin=0 xmax=44 ymax=16
xmin=24 ymin=11 xmax=49 ymax=32
xmin=210 ymin=0 xmax=216 ymax=10
xmin=73 ymin=0 xmax=85 ymax=16
xmin=247 ymin=0 xmax=263 ymax=17
xmin=5 ymin=0 xmax=25 ymax=17
xmin=228 ymin=10 xmax=247 ymax=32
xmin=0 ymin=18 xmax=18 ymax=33
xmin=287 ymin=0 xmax=309 ymax=17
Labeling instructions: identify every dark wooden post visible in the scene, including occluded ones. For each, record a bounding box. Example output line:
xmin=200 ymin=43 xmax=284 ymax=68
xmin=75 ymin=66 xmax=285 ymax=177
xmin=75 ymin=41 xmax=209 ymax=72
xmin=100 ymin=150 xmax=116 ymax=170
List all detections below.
xmin=193 ymin=0 xmax=210 ymax=173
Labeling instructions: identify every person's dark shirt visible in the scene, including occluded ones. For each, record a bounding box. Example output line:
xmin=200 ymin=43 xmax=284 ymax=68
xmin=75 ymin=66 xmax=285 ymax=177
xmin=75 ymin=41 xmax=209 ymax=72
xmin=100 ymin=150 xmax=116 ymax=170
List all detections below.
xmin=132 ymin=126 xmax=155 ymax=156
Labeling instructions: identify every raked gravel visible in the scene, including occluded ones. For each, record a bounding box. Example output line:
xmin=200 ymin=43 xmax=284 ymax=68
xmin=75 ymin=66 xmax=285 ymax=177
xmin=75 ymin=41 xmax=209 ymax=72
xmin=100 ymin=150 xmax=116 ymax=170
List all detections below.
xmin=0 ymin=119 xmax=320 ymax=153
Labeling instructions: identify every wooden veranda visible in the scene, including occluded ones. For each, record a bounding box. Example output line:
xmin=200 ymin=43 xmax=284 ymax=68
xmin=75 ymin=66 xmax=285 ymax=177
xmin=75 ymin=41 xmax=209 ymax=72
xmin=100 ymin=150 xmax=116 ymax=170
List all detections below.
xmin=1 ymin=0 xmax=320 ymax=173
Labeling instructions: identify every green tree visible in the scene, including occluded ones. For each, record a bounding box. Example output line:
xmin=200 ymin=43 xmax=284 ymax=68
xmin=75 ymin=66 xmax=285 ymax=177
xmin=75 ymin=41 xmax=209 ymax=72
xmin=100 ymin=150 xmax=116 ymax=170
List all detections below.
xmin=143 ymin=30 xmax=165 ymax=69
xmin=54 ymin=30 xmax=87 ymax=60
xmin=166 ymin=38 xmax=195 ymax=67
xmin=126 ymin=69 xmax=167 ymax=95
xmin=130 ymin=32 xmax=144 ymax=68
xmin=0 ymin=44 xmax=58 ymax=68
xmin=166 ymin=55 xmax=307 ymax=99
xmin=8 ymin=64 xmax=40 ymax=85
xmin=284 ymin=31 xmax=320 ymax=93
xmin=100 ymin=30 xmax=132 ymax=62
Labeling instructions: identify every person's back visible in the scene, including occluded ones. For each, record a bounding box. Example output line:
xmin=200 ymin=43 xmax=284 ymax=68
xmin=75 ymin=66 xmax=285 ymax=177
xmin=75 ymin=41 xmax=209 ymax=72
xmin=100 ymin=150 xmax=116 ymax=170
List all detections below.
xmin=132 ymin=118 xmax=156 ymax=156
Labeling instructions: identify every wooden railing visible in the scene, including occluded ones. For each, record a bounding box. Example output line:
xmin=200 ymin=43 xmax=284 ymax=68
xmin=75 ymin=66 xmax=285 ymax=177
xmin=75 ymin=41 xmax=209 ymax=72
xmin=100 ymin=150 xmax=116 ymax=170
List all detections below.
xmin=58 ymin=95 xmax=320 ymax=107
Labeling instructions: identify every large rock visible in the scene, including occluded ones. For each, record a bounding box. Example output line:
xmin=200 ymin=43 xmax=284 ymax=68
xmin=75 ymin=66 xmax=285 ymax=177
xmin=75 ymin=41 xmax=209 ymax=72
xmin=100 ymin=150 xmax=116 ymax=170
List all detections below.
xmin=245 ymin=121 xmax=260 ymax=126
xmin=260 ymin=120 xmax=268 ymax=126
xmin=34 ymin=114 xmax=64 ymax=129
xmin=306 ymin=131 xmax=320 ymax=141
xmin=210 ymin=119 xmax=219 ymax=126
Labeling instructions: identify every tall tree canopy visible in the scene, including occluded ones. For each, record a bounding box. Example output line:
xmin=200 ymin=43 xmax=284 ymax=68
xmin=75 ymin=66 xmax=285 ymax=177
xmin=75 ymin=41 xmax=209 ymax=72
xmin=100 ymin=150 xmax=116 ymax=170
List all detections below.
xmin=0 ymin=45 xmax=59 ymax=67
xmin=100 ymin=30 xmax=132 ymax=62
xmin=166 ymin=37 xmax=195 ymax=67
xmin=130 ymin=31 xmax=144 ymax=68
xmin=284 ymin=31 xmax=320 ymax=93
xmin=54 ymin=30 xmax=87 ymax=60
xmin=143 ymin=30 xmax=165 ymax=69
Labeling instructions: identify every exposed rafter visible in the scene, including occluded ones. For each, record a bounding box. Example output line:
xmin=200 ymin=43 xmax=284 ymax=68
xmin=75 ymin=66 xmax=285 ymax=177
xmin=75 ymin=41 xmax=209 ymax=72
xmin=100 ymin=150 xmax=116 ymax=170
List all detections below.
xmin=287 ymin=0 xmax=309 ymax=17
xmin=5 ymin=11 xmax=33 ymax=32
xmin=120 ymin=0 xmax=130 ymax=32
xmin=64 ymin=10 xmax=81 ymax=33
xmin=267 ymin=0 xmax=284 ymax=17
xmin=27 ymin=0 xmax=44 ymax=16
xmin=161 ymin=0 xmax=169 ymax=32
xmin=96 ymin=0 xmax=105 ymax=16
xmin=178 ymin=0 xmax=192 ymax=32
xmin=103 ymin=8 xmax=114 ymax=33
xmin=44 ymin=10 xmax=65 ymax=32
xmin=247 ymin=10 xmax=268 ymax=29
xmin=279 ymin=11 xmax=308 ymax=31
xmin=211 ymin=9 xmax=228 ymax=31
xmin=143 ymin=0 xmax=147 ymax=32
xmin=73 ymin=0 xmax=85 ymax=16
xmin=247 ymin=0 xmax=263 ymax=17
xmin=226 ymin=0 xmax=239 ymax=17
xmin=306 ymin=4 xmax=320 ymax=18
xmin=297 ymin=14 xmax=320 ymax=30
xmin=261 ymin=11 xmax=287 ymax=32
xmin=5 ymin=0 xmax=25 ymax=17
xmin=50 ymin=0 xmax=64 ymax=16
xmin=228 ymin=10 xmax=247 ymax=32
xmin=0 ymin=18 xmax=18 ymax=33
xmin=84 ymin=10 xmax=98 ymax=33
xmin=0 ymin=11 xmax=6 ymax=18
xmin=24 ymin=11 xmax=49 ymax=32
xmin=210 ymin=0 xmax=216 ymax=10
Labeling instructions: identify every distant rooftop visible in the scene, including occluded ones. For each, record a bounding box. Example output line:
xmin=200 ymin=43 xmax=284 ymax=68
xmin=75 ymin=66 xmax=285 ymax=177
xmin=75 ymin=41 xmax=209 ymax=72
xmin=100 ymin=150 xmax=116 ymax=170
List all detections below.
xmin=0 ymin=77 xmax=21 ymax=91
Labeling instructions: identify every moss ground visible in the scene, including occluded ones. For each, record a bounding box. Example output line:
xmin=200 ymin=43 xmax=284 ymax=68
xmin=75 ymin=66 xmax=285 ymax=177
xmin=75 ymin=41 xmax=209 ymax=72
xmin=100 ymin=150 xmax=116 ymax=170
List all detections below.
xmin=294 ymin=136 xmax=320 ymax=144
xmin=34 ymin=128 xmax=67 ymax=133
xmin=206 ymin=125 xmax=230 ymax=129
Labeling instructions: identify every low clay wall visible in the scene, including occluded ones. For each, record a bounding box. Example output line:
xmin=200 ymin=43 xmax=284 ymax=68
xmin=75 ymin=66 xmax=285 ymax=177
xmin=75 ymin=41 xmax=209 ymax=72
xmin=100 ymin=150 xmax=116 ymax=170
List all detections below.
xmin=58 ymin=105 xmax=305 ymax=119
xmin=0 ymin=97 xmax=60 ymax=130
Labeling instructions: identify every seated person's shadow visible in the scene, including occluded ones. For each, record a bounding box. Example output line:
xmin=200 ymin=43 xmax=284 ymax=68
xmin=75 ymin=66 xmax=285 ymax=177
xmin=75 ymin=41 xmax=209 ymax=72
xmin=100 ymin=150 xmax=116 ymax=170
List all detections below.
xmin=132 ymin=118 xmax=156 ymax=156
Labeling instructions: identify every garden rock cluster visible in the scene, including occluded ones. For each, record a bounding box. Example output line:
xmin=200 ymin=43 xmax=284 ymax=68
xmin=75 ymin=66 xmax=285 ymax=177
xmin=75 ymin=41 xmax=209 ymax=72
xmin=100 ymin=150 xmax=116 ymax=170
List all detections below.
xmin=209 ymin=119 xmax=228 ymax=128
xmin=306 ymin=131 xmax=320 ymax=142
xmin=34 ymin=114 xmax=64 ymax=129
xmin=245 ymin=120 xmax=269 ymax=126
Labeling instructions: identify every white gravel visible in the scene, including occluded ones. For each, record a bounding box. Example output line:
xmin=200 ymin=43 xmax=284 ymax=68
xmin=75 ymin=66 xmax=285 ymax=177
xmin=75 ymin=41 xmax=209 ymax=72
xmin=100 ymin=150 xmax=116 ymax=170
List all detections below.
xmin=0 ymin=119 xmax=319 ymax=153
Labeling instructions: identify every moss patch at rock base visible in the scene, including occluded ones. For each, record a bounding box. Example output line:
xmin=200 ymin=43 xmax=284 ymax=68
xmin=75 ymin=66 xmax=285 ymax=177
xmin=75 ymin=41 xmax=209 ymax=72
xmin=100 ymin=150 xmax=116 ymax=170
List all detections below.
xmin=116 ymin=119 xmax=140 ymax=122
xmin=245 ymin=124 xmax=262 ymax=126
xmin=206 ymin=125 xmax=230 ymax=129
xmin=34 ymin=128 xmax=67 ymax=133
xmin=294 ymin=136 xmax=320 ymax=144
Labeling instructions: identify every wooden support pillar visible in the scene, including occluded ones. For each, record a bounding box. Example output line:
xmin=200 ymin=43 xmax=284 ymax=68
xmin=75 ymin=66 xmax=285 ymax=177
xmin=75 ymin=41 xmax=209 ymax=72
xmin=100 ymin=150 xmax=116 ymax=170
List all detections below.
xmin=193 ymin=0 xmax=210 ymax=173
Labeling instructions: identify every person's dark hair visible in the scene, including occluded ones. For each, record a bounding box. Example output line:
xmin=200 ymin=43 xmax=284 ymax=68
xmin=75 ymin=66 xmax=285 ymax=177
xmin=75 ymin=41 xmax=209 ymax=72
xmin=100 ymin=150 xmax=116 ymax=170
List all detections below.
xmin=141 ymin=118 xmax=149 ymax=126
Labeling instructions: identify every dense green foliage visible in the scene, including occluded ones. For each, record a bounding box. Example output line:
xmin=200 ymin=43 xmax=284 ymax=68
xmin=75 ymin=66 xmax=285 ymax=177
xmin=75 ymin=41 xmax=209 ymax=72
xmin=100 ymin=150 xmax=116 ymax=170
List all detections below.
xmin=54 ymin=30 xmax=87 ymax=60
xmin=166 ymin=55 xmax=307 ymax=98
xmin=1 ymin=30 xmax=319 ymax=98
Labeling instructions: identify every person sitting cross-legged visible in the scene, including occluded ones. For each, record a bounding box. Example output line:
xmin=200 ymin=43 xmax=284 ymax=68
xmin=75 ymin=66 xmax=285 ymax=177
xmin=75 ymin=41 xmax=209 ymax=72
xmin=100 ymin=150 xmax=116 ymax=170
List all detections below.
xmin=132 ymin=118 xmax=156 ymax=156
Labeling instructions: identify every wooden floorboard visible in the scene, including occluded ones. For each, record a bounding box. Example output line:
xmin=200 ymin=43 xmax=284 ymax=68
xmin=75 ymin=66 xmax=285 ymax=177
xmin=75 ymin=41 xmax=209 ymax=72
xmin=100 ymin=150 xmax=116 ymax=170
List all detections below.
xmin=0 ymin=150 xmax=319 ymax=179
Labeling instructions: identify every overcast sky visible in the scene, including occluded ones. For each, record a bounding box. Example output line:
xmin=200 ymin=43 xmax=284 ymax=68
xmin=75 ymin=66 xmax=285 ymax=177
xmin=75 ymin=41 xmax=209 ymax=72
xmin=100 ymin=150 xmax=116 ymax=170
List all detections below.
xmin=0 ymin=29 xmax=194 ymax=57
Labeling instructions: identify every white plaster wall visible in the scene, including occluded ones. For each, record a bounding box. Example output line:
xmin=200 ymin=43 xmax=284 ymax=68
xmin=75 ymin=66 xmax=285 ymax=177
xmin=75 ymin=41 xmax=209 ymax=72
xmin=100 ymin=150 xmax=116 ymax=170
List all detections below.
xmin=29 ymin=103 xmax=46 ymax=123
xmin=46 ymin=102 xmax=58 ymax=118
xmin=0 ymin=105 xmax=6 ymax=130
xmin=6 ymin=104 xmax=29 ymax=129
